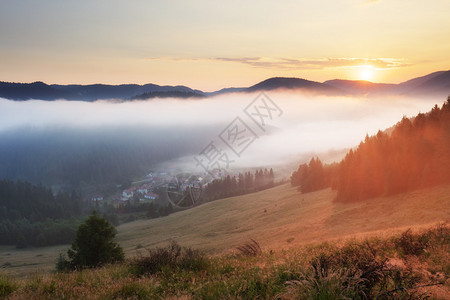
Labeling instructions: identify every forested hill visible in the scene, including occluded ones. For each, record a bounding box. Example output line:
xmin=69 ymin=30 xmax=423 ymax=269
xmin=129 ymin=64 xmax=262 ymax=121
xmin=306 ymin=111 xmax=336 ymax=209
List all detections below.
xmin=292 ymin=97 xmax=450 ymax=202
xmin=0 ymin=180 xmax=81 ymax=222
xmin=0 ymin=81 xmax=205 ymax=101
xmin=0 ymin=180 xmax=83 ymax=247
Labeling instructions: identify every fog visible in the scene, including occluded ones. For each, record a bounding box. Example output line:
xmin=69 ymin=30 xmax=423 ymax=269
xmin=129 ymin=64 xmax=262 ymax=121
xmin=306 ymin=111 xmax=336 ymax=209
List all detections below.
xmin=0 ymin=92 xmax=441 ymax=184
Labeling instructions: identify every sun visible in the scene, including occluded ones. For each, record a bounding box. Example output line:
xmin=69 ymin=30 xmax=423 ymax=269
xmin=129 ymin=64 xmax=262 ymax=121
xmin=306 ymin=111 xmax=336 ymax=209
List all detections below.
xmin=359 ymin=65 xmax=375 ymax=81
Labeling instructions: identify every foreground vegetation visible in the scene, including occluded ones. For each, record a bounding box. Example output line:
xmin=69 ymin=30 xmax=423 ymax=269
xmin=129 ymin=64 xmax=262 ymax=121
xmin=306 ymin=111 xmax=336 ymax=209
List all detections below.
xmin=1 ymin=223 xmax=448 ymax=299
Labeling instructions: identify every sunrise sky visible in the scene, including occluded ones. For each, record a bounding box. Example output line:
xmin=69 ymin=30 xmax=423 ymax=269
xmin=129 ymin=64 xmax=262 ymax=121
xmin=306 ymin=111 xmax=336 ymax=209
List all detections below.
xmin=1 ymin=0 xmax=449 ymax=91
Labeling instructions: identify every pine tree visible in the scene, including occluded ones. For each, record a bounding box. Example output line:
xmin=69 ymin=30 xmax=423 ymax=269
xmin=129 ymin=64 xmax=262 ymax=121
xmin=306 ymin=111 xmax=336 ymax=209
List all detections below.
xmin=67 ymin=211 xmax=124 ymax=269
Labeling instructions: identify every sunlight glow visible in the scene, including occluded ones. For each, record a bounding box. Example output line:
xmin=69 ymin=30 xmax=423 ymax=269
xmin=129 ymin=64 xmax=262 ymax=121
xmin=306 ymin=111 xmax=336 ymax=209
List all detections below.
xmin=359 ymin=65 xmax=375 ymax=81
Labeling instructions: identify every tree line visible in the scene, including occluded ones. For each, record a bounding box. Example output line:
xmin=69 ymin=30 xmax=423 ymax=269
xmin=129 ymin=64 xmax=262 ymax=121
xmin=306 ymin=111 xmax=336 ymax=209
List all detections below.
xmin=0 ymin=179 xmax=84 ymax=247
xmin=291 ymin=158 xmax=337 ymax=193
xmin=291 ymin=97 xmax=450 ymax=202
xmin=202 ymin=169 xmax=275 ymax=202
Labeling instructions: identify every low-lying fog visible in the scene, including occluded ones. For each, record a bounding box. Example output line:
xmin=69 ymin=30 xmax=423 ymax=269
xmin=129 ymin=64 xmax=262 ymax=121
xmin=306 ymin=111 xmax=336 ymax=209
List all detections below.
xmin=0 ymin=92 xmax=441 ymax=185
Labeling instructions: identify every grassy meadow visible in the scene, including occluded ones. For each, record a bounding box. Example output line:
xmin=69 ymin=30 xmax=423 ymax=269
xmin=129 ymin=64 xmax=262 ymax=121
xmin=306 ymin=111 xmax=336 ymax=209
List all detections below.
xmin=0 ymin=183 xmax=449 ymax=298
xmin=2 ymin=183 xmax=450 ymax=277
xmin=1 ymin=223 xmax=449 ymax=299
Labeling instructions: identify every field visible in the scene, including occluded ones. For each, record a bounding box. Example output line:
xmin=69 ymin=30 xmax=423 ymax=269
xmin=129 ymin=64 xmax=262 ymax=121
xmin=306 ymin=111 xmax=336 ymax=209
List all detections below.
xmin=1 ymin=218 xmax=449 ymax=299
xmin=1 ymin=183 xmax=449 ymax=278
xmin=117 ymin=183 xmax=450 ymax=254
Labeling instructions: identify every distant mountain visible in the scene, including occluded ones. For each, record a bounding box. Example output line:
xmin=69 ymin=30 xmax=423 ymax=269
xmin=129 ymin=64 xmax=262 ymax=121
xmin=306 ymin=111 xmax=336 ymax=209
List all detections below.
xmin=131 ymin=90 xmax=205 ymax=100
xmin=1 ymin=70 xmax=449 ymax=101
xmin=323 ymin=79 xmax=398 ymax=95
xmin=245 ymin=77 xmax=345 ymax=95
xmin=0 ymin=81 xmax=68 ymax=100
xmin=398 ymin=71 xmax=446 ymax=89
xmin=324 ymin=70 xmax=450 ymax=97
xmin=0 ymin=81 xmax=205 ymax=101
xmin=407 ymin=70 xmax=450 ymax=97
xmin=205 ymin=87 xmax=246 ymax=96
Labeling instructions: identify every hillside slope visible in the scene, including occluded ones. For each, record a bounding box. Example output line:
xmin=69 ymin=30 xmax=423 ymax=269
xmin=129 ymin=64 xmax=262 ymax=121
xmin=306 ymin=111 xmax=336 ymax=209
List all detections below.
xmin=2 ymin=183 xmax=449 ymax=276
xmin=116 ymin=183 xmax=450 ymax=254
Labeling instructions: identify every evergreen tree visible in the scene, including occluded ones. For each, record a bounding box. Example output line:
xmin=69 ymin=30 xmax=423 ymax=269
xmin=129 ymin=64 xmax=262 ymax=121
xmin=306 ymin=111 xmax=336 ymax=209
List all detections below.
xmin=67 ymin=211 xmax=124 ymax=269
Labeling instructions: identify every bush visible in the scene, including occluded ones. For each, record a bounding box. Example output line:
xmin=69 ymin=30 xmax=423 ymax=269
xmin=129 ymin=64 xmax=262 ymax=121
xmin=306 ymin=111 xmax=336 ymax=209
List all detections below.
xmin=395 ymin=229 xmax=430 ymax=256
xmin=288 ymin=243 xmax=409 ymax=299
xmin=130 ymin=241 xmax=208 ymax=276
xmin=333 ymin=243 xmax=391 ymax=294
xmin=55 ymin=253 xmax=70 ymax=273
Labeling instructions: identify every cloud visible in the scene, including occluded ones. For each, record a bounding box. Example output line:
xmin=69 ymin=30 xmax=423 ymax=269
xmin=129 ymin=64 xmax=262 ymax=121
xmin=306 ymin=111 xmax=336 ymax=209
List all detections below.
xmin=214 ymin=57 xmax=409 ymax=70
xmin=146 ymin=56 xmax=409 ymax=70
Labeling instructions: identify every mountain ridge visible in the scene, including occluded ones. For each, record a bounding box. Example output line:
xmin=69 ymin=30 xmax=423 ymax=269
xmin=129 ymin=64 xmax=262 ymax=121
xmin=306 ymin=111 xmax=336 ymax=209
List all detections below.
xmin=1 ymin=70 xmax=449 ymax=101
xmin=0 ymin=81 xmax=206 ymax=101
xmin=245 ymin=77 xmax=346 ymax=95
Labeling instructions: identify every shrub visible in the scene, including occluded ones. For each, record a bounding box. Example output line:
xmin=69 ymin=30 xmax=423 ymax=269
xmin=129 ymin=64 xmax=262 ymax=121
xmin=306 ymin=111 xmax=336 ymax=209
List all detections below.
xmin=288 ymin=243 xmax=410 ymax=299
xmin=395 ymin=229 xmax=430 ymax=256
xmin=334 ymin=243 xmax=391 ymax=294
xmin=55 ymin=252 xmax=71 ymax=273
xmin=424 ymin=222 xmax=450 ymax=245
xmin=130 ymin=241 xmax=208 ymax=276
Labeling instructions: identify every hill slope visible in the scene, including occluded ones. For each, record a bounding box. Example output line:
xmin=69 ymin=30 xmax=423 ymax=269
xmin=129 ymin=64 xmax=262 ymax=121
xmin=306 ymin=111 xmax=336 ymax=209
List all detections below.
xmin=398 ymin=70 xmax=446 ymax=89
xmin=2 ymin=183 xmax=449 ymax=276
xmin=411 ymin=70 xmax=450 ymax=96
xmin=116 ymin=183 xmax=450 ymax=254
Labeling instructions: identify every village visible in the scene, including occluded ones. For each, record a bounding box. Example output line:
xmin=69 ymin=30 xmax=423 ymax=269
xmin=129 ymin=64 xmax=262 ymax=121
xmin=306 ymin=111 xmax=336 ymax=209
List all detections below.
xmin=87 ymin=169 xmax=220 ymax=209
xmin=85 ymin=165 xmax=277 ymax=224
xmin=88 ymin=171 xmax=170 ymax=208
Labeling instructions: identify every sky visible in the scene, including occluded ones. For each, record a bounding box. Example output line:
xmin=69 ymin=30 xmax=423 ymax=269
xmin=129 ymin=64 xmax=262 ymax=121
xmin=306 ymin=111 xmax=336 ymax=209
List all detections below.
xmin=1 ymin=0 xmax=449 ymax=91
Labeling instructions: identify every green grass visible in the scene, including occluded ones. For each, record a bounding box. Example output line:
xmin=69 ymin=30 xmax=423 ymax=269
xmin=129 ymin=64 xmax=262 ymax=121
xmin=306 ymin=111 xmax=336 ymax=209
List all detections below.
xmin=0 ymin=275 xmax=18 ymax=298
xmin=2 ymin=223 xmax=449 ymax=299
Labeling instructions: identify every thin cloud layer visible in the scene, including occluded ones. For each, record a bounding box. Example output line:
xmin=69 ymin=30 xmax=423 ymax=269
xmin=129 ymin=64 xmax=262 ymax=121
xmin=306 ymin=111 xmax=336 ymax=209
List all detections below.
xmin=147 ymin=57 xmax=409 ymax=70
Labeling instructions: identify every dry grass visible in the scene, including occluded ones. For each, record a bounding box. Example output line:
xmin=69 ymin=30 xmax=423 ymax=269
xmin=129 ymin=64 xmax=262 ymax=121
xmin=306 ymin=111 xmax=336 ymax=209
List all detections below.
xmin=2 ymin=183 xmax=450 ymax=277
xmin=116 ymin=183 xmax=450 ymax=256
xmin=2 ymin=224 xmax=449 ymax=299
xmin=236 ymin=239 xmax=262 ymax=256
xmin=129 ymin=241 xmax=208 ymax=276
xmin=0 ymin=245 xmax=68 ymax=277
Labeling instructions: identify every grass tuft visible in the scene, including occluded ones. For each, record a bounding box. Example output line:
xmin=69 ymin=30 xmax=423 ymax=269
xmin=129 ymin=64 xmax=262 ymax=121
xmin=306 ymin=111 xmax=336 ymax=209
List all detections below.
xmin=0 ymin=275 xmax=18 ymax=298
xmin=130 ymin=241 xmax=208 ymax=276
xmin=236 ymin=239 xmax=261 ymax=256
